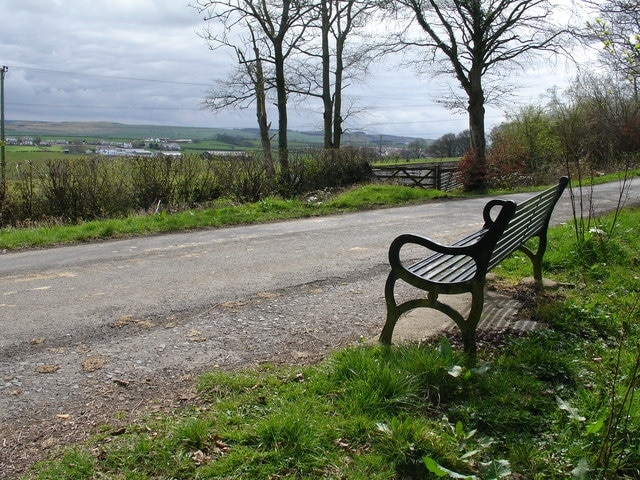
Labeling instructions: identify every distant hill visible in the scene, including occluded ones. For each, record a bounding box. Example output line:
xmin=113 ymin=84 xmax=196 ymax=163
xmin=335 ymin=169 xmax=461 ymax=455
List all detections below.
xmin=6 ymin=120 xmax=426 ymax=148
xmin=6 ymin=121 xmax=252 ymax=141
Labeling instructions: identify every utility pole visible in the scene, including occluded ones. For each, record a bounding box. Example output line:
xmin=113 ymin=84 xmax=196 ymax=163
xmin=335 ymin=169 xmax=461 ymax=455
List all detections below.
xmin=1 ymin=65 xmax=7 ymax=201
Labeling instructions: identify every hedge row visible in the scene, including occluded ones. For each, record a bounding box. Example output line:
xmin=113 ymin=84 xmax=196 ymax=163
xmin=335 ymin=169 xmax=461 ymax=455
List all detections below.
xmin=0 ymin=147 xmax=375 ymax=228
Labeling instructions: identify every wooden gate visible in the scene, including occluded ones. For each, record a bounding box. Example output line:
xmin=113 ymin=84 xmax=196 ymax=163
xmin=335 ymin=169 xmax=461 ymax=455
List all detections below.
xmin=372 ymin=162 xmax=462 ymax=191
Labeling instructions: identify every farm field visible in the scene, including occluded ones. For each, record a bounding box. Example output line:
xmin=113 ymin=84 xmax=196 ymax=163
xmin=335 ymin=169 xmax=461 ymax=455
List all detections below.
xmin=3 ymin=147 xmax=70 ymax=163
xmin=5 ymin=120 xmax=421 ymax=151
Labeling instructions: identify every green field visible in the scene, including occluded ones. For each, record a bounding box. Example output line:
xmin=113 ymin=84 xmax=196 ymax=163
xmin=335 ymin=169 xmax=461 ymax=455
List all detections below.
xmin=3 ymin=146 xmax=71 ymax=162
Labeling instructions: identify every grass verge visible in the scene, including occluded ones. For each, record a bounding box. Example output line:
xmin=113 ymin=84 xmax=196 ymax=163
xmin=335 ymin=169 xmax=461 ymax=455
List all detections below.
xmin=3 ymin=171 xmax=637 ymax=252
xmin=22 ymin=206 xmax=640 ymax=479
xmin=0 ymin=184 xmax=452 ymax=251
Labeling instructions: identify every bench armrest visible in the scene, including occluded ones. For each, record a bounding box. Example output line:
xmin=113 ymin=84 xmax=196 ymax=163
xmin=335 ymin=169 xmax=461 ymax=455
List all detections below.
xmin=482 ymin=199 xmax=516 ymax=228
xmin=388 ymin=232 xmax=481 ymax=268
xmin=389 ymin=199 xmax=516 ymax=271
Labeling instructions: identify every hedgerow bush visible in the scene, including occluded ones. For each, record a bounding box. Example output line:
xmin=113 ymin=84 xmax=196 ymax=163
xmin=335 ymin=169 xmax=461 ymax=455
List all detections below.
xmin=0 ymin=149 xmax=375 ymax=228
xmin=292 ymin=147 xmax=375 ymax=193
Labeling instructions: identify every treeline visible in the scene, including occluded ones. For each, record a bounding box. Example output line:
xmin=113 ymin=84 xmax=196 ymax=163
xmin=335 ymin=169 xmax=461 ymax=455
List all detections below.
xmin=398 ymin=132 xmax=471 ymax=160
xmin=0 ymin=147 xmax=374 ymax=228
xmin=480 ymin=73 xmax=640 ymax=188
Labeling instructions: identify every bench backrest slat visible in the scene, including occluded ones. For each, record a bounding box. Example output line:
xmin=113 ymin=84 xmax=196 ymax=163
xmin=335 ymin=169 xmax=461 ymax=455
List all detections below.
xmin=488 ymin=179 xmax=567 ymax=269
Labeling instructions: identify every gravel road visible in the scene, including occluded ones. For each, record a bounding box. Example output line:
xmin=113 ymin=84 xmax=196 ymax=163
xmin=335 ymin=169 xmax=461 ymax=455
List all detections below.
xmin=1 ymin=179 xmax=637 ymax=478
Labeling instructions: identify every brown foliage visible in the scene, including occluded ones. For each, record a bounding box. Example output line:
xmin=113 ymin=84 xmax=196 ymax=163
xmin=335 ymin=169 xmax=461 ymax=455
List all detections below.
xmin=457 ymin=148 xmax=487 ymax=192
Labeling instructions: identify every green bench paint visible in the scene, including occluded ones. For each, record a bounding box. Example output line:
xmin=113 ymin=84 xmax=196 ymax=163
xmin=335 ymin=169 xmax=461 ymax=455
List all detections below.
xmin=380 ymin=177 xmax=569 ymax=359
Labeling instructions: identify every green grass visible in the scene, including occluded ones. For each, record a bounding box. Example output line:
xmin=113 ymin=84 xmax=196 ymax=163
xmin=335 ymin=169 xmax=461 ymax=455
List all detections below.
xmin=0 ymin=184 xmax=451 ymax=250
xmin=21 ymin=206 xmax=640 ymax=479
xmin=3 ymin=147 xmax=74 ymax=163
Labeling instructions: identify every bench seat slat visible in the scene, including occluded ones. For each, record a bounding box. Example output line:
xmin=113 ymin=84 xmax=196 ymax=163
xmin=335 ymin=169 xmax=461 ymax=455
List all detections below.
xmin=406 ymin=230 xmax=485 ymax=271
xmin=409 ymin=253 xmax=476 ymax=283
xmin=405 ymin=228 xmax=487 ymax=283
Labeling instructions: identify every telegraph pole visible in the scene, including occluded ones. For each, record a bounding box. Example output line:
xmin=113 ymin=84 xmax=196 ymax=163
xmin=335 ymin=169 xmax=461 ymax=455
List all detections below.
xmin=1 ymin=65 xmax=7 ymax=201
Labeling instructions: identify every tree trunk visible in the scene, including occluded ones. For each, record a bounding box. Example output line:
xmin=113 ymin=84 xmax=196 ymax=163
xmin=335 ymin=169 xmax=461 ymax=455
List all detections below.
xmin=253 ymin=49 xmax=274 ymax=177
xmin=333 ymin=35 xmax=345 ymax=150
xmin=274 ymin=41 xmax=289 ymax=177
xmin=321 ymin=2 xmax=334 ymax=149
xmin=466 ymin=68 xmax=487 ymax=192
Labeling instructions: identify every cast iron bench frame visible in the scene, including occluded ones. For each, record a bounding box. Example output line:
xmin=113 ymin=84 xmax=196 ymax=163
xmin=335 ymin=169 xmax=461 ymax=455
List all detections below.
xmin=379 ymin=176 xmax=569 ymax=358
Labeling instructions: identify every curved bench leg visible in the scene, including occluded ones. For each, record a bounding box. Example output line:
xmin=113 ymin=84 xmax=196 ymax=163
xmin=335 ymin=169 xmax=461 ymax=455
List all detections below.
xmin=380 ymin=272 xmax=434 ymax=344
xmin=380 ymin=274 xmax=484 ymax=363
xmin=458 ymin=282 xmax=484 ymax=361
xmin=380 ymin=272 xmax=401 ymax=345
xmin=518 ymin=234 xmax=547 ymax=290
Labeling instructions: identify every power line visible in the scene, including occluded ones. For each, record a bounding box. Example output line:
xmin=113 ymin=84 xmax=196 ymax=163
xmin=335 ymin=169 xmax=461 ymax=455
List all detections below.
xmin=7 ymin=101 xmax=196 ymax=111
xmin=6 ymin=64 xmax=211 ymax=87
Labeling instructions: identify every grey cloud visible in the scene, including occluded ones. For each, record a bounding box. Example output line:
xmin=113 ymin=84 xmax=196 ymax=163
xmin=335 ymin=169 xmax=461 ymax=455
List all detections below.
xmin=1 ymin=1 xmax=578 ymax=138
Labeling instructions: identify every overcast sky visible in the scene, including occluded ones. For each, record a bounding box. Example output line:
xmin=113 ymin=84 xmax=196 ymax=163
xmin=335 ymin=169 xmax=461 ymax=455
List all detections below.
xmin=1 ymin=0 xmax=587 ymax=139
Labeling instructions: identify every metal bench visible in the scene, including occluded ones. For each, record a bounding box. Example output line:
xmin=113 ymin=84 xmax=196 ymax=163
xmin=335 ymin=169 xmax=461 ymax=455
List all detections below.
xmin=379 ymin=176 xmax=569 ymax=358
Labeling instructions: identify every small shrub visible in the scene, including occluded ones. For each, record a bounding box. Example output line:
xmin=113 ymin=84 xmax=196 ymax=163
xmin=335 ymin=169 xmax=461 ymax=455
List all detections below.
xmin=457 ymin=148 xmax=487 ymax=192
xmin=173 ymin=154 xmax=222 ymax=204
xmin=130 ymin=155 xmax=177 ymax=210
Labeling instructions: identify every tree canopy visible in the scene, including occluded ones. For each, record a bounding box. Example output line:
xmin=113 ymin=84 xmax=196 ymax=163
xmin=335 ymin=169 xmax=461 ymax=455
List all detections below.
xmin=389 ymin=0 xmax=571 ymax=190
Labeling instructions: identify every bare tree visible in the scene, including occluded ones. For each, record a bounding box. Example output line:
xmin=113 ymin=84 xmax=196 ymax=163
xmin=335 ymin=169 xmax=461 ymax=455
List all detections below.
xmin=195 ymin=0 xmax=315 ymax=177
xmin=390 ymin=0 xmax=571 ymax=191
xmin=315 ymin=0 xmax=378 ymax=149
xmin=588 ymin=0 xmax=640 ymax=98
xmin=280 ymin=1 xmax=378 ymax=150
xmin=201 ymin=25 xmax=274 ymax=170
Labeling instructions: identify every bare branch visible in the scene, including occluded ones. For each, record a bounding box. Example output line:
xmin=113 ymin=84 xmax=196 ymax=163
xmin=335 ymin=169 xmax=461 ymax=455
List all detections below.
xmin=380 ymin=0 xmax=578 ymax=190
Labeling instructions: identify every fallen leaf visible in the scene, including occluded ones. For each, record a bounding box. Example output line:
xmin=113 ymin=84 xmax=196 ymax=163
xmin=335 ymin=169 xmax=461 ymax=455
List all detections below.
xmin=41 ymin=438 xmax=57 ymax=449
xmin=218 ymin=300 xmax=246 ymax=310
xmin=112 ymin=315 xmax=155 ymax=329
xmin=191 ymin=449 xmax=211 ymax=465
xmin=112 ymin=315 xmax=135 ymax=328
xmin=136 ymin=320 xmax=155 ymax=329
xmin=214 ymin=435 xmax=231 ymax=452
xmin=187 ymin=330 xmax=207 ymax=342
xmin=35 ymin=364 xmax=60 ymax=374
xmin=82 ymin=357 xmax=106 ymax=372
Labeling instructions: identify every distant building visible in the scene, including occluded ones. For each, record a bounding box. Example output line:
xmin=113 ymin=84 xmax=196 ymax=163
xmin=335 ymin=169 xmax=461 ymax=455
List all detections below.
xmin=96 ymin=148 xmax=153 ymax=157
xmin=204 ymin=150 xmax=247 ymax=157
